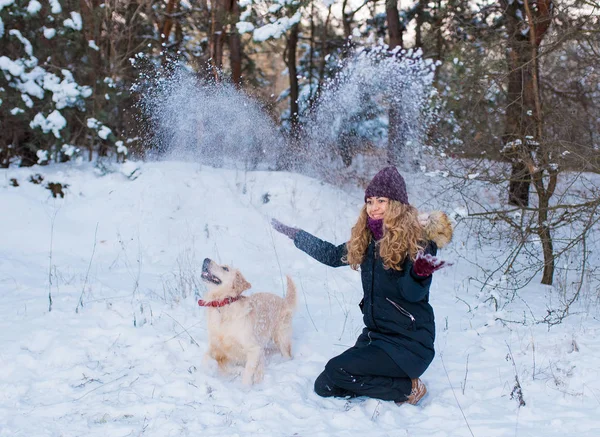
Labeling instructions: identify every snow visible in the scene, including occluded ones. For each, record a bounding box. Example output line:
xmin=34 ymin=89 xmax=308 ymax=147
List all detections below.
xmin=63 ymin=11 xmax=82 ymax=31
xmin=0 ymin=56 xmax=25 ymax=76
xmin=1 ymin=162 xmax=599 ymax=436
xmin=26 ymin=0 xmax=41 ymax=14
xmin=236 ymin=21 xmax=255 ymax=34
xmin=43 ymin=70 xmax=93 ymax=109
xmin=43 ymin=27 xmax=57 ymax=39
xmin=516 ymin=8 xmax=524 ymax=20
xmin=36 ymin=148 xmax=48 ymax=163
xmin=116 ymin=140 xmax=128 ymax=155
xmin=453 ymin=206 xmax=469 ymax=218
xmin=20 ymin=69 xmax=45 ymax=98
xmin=61 ymin=144 xmax=78 ymax=156
xmin=240 ymin=8 xmax=251 ymax=21
xmin=253 ymin=11 xmax=302 ymax=42
xmin=87 ymin=117 xmax=100 ymax=129
xmin=119 ymin=160 xmax=139 ymax=178
xmin=87 ymin=118 xmax=112 ymax=139
xmin=1 ymin=34 xmax=89 ymax=115
xmin=88 ymin=40 xmax=100 ymax=51
xmin=29 ymin=109 xmax=67 ymax=137
xmin=98 ymin=125 xmax=112 ymax=140
xmin=21 ymin=93 xmax=34 ymax=108
xmin=0 ymin=0 xmax=15 ymax=11
xmin=0 ymin=17 xmax=3 ymax=38
xmin=49 ymin=0 xmax=62 ymax=13
xmin=9 ymin=29 xmax=33 ymax=56
xmin=46 ymin=109 xmax=67 ymax=135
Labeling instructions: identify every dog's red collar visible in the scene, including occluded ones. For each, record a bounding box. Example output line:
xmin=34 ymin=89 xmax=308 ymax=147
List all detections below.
xmin=198 ymin=296 xmax=241 ymax=307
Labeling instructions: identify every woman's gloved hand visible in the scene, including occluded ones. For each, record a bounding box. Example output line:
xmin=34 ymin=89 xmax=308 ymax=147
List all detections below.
xmin=412 ymin=252 xmax=450 ymax=277
xmin=271 ymin=218 xmax=300 ymax=240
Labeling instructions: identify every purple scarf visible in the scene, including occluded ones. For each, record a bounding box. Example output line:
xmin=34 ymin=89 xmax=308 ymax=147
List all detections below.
xmin=367 ymin=217 xmax=384 ymax=240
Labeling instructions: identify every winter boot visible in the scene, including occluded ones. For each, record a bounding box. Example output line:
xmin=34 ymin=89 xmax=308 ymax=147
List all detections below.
xmin=396 ymin=378 xmax=427 ymax=406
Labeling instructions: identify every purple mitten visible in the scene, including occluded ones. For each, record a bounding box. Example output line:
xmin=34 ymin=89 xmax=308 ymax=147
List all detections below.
xmin=271 ymin=218 xmax=300 ymax=240
xmin=412 ymin=252 xmax=449 ymax=277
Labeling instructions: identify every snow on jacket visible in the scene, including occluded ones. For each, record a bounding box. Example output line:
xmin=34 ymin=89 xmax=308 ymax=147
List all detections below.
xmin=293 ymin=211 xmax=453 ymax=378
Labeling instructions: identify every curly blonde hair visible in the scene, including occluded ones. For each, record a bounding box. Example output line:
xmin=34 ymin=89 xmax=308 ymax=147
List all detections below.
xmin=344 ymin=201 xmax=423 ymax=271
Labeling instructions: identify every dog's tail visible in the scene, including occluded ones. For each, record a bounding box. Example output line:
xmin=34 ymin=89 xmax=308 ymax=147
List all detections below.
xmin=285 ymin=275 xmax=297 ymax=310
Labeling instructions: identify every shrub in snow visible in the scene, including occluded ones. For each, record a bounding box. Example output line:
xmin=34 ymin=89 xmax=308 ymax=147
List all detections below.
xmin=0 ymin=0 xmax=125 ymax=167
xmin=46 ymin=181 xmax=69 ymax=198
xmin=237 ymin=0 xmax=303 ymax=44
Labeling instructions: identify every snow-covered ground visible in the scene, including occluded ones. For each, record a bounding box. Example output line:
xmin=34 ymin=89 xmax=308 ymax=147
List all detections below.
xmin=1 ymin=161 xmax=599 ymax=437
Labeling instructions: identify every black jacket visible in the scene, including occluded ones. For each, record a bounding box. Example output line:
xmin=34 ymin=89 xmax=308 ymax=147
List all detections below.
xmin=294 ymin=218 xmax=448 ymax=378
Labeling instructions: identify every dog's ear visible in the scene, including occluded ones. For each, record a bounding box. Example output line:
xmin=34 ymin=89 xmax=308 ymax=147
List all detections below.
xmin=233 ymin=271 xmax=251 ymax=293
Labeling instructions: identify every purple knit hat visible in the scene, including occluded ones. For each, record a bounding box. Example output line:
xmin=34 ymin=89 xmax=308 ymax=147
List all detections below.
xmin=364 ymin=166 xmax=409 ymax=204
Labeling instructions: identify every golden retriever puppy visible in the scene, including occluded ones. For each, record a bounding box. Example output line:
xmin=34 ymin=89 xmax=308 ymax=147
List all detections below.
xmin=199 ymin=258 xmax=297 ymax=385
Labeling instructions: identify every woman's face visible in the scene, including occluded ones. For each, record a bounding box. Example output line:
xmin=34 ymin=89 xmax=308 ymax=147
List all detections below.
xmin=365 ymin=197 xmax=389 ymax=220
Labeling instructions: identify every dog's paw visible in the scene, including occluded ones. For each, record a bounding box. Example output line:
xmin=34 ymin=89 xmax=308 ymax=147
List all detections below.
xmin=242 ymin=372 xmax=254 ymax=385
xmin=253 ymin=368 xmax=264 ymax=384
xmin=281 ymin=346 xmax=292 ymax=359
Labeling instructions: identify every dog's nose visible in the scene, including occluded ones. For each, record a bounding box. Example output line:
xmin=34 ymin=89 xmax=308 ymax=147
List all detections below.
xmin=203 ymin=258 xmax=211 ymax=271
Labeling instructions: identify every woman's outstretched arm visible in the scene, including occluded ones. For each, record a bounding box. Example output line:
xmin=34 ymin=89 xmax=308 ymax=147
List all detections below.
xmin=293 ymin=230 xmax=348 ymax=268
xmin=272 ymin=219 xmax=347 ymax=268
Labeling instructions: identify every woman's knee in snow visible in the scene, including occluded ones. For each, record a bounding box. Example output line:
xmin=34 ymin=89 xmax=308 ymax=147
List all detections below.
xmin=314 ymin=371 xmax=337 ymax=397
xmin=324 ymin=355 xmax=350 ymax=380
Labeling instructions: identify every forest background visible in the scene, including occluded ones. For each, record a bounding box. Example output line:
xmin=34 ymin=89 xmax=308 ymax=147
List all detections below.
xmin=1 ymin=0 xmax=600 ymax=293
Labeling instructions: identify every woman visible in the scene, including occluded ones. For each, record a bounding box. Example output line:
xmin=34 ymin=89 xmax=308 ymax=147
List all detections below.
xmin=271 ymin=166 xmax=453 ymax=405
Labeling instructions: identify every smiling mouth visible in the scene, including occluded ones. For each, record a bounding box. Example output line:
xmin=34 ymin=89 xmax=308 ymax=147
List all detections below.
xmin=201 ymin=270 xmax=222 ymax=285
xmin=201 ymin=258 xmax=222 ymax=285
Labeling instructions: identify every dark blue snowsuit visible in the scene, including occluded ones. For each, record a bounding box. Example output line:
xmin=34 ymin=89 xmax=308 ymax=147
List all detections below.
xmin=293 ymin=230 xmax=437 ymax=402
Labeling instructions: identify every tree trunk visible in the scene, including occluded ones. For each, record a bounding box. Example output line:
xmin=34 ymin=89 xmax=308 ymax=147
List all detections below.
xmin=162 ymin=0 xmax=178 ymax=43
xmin=210 ymin=0 xmax=227 ymax=79
xmin=502 ymin=0 xmax=553 ymax=207
xmin=525 ymin=0 xmax=555 ymax=284
xmin=386 ymin=0 xmax=403 ymax=165
xmin=316 ymin=6 xmax=332 ymax=98
xmin=277 ymin=22 xmax=302 ymax=171
xmin=228 ymin=0 xmax=242 ymax=86
xmin=0 ymin=147 xmax=9 ymax=168
xmin=531 ymin=150 xmax=558 ymax=285
xmin=385 ymin=0 xmax=403 ymax=49
xmin=504 ymin=34 xmax=535 ymax=207
xmin=508 ymin=162 xmax=531 ymax=208
xmin=535 ymin=175 xmax=556 ymax=285
xmin=286 ymin=23 xmax=300 ymax=138
xmin=503 ymin=0 xmax=555 ymax=283
xmin=415 ymin=0 xmax=425 ymax=48
xmin=308 ymin=0 xmax=315 ymax=103
xmin=79 ymin=0 xmax=106 ymax=161
xmin=342 ymin=0 xmax=352 ymax=40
